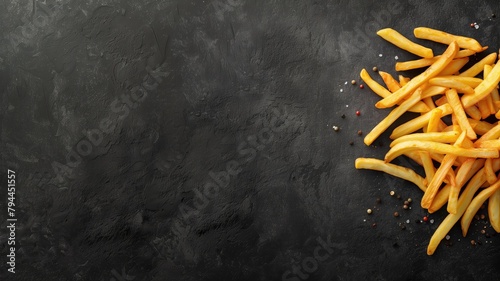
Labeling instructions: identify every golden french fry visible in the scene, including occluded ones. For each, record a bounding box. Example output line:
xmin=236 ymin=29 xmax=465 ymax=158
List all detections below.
xmin=446 ymin=89 xmax=477 ymax=139
xmin=462 ymin=58 xmax=500 ymax=108
xmin=427 ymin=108 xmax=442 ymax=132
xmin=364 ymin=89 xmax=423 ymax=146
xmin=459 ymin=52 xmax=497 ymax=77
xmin=390 ymin=104 xmax=453 ymax=139
xmin=355 ymin=158 xmax=427 ymax=191
xmin=446 ymin=158 xmax=485 ymax=214
xmin=461 ymin=179 xmax=500 ymax=236
xmin=376 ymin=41 xmax=459 ymax=108
xmin=477 ymin=97 xmax=492 ymax=119
xmin=419 ymin=151 xmax=435 ymax=184
xmin=377 ymin=28 xmax=434 ymax=58
xmin=429 ymin=77 xmax=475 ymax=95
xmin=395 ymin=50 xmax=475 ymax=71
xmin=468 ymin=118 xmax=495 ymax=135
xmin=483 ymin=65 xmax=498 ymax=114
xmin=421 ymin=153 xmax=456 ymax=209
xmin=488 ymin=189 xmax=500 ymax=233
xmin=390 ymin=131 xmax=459 ymax=147
xmin=360 ymin=69 xmax=429 ymax=113
xmin=414 ymin=27 xmax=485 ymax=52
xmin=464 ymin=105 xmax=482 ymax=121
xmin=421 ymin=85 xmax=447 ymax=99
xmin=474 ymin=122 xmax=500 ymax=146
xmin=439 ymin=57 xmax=470 ymax=75
xmin=379 ymin=71 xmax=401 ymax=92
xmin=475 ymin=139 xmax=500 ymax=148
xmin=399 ymin=75 xmax=410 ymax=86
xmin=385 ymin=141 xmax=498 ymax=163
xmin=485 ymin=158 xmax=497 ymax=185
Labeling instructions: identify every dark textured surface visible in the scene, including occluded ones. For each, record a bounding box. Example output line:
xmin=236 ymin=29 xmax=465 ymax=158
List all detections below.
xmin=1 ymin=0 xmax=500 ymax=280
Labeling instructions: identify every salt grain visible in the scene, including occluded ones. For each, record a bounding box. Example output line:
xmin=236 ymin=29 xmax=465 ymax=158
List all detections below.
xmin=379 ymin=53 xmax=383 ymax=57
xmin=395 ymin=55 xmax=399 ymax=60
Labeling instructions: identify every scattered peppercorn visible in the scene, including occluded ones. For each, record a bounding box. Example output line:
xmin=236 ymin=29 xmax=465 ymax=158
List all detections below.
xmin=481 ymin=229 xmax=486 ymax=234
xmin=394 ymin=212 xmax=399 ymax=217
xmin=359 ymin=84 xmax=364 ymax=89
xmin=492 ymin=13 xmax=496 ymax=18
xmin=367 ymin=209 xmax=373 ymax=214
xmin=356 ymin=110 xmax=361 ymax=116
xmin=470 ymin=23 xmax=475 ymax=28
xmin=403 ymin=204 xmax=409 ymax=210
xmin=341 ymin=114 xmax=346 ymax=119
xmin=349 ymin=141 xmax=354 ymax=146
xmin=422 ymin=216 xmax=429 ymax=222
xmin=390 ymin=191 xmax=395 ymax=196
xmin=351 ymin=80 xmax=356 ymax=85
xmin=376 ymin=198 xmax=382 ymax=204
xmin=396 ymin=194 xmax=401 ymax=199
xmin=372 ymin=66 xmax=378 ymax=72
xmin=471 ymin=240 xmax=476 ymax=246
xmin=407 ymin=198 xmax=412 ymax=203
xmin=403 ymin=200 xmax=409 ymax=205
xmin=480 ymin=214 xmax=486 ymax=220
xmin=371 ymin=223 xmax=377 ymax=228
xmin=400 ymin=224 xmax=406 ymax=230
xmin=357 ymin=130 xmax=363 ymax=136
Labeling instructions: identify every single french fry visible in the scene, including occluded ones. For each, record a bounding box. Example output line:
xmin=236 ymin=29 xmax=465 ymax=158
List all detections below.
xmin=468 ymin=118 xmax=495 ymax=135
xmin=459 ymin=52 xmax=497 ymax=77
xmin=461 ymin=179 xmax=500 ymax=236
xmin=379 ymin=71 xmax=401 ymax=92
xmin=474 ymin=122 xmax=500 ymax=146
xmin=477 ymin=97 xmax=492 ymax=119
xmin=376 ymin=41 xmax=459 ymax=108
xmin=377 ymin=28 xmax=434 ymax=58
xmin=439 ymin=57 xmax=470 ymax=76
xmin=385 ymin=141 xmax=498 ymax=163
xmin=485 ymin=158 xmax=497 ymax=185
xmin=483 ymin=65 xmax=498 ymax=114
xmin=360 ymin=69 xmax=429 ymax=113
xmin=390 ymin=131 xmax=460 ymax=147
xmin=446 ymin=88 xmax=477 ymax=139
xmin=355 ymin=158 xmax=427 ymax=191
xmin=488 ymin=189 xmax=500 ymax=233
xmin=364 ymin=90 xmax=423 ymax=146
xmin=462 ymin=58 xmax=500 ymax=108
xmin=427 ymin=108 xmax=442 ymax=132
xmin=421 ymin=85 xmax=447 ymax=99
xmin=414 ymin=27 xmax=485 ymax=52
xmin=419 ymin=151 xmax=435 ymax=184
xmin=422 ymin=97 xmax=436 ymax=110
xmin=476 ymin=139 xmax=500 ymax=148
xmin=464 ymin=105 xmax=482 ymax=121
xmin=395 ymin=50 xmax=476 ymax=71
xmin=446 ymin=158 xmax=485 ymax=214
xmin=390 ymin=104 xmax=453 ymax=139
xmin=429 ymin=77 xmax=475 ymax=95
xmin=399 ymin=75 xmax=410 ymax=86
xmin=422 ymin=153 xmax=456 ymax=209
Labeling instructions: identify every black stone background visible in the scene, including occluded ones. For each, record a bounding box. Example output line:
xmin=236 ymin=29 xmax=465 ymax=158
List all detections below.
xmin=1 ymin=0 xmax=500 ymax=280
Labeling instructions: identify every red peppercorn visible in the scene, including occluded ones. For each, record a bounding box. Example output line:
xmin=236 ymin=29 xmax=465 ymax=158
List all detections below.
xmin=359 ymin=84 xmax=364 ymax=89
xmin=422 ymin=216 xmax=429 ymax=222
xmin=470 ymin=23 xmax=475 ymax=28
xmin=356 ymin=110 xmax=361 ymax=116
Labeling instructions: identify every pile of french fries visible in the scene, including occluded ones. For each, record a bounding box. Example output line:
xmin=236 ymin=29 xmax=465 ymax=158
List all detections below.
xmin=354 ymin=27 xmax=500 ymax=255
